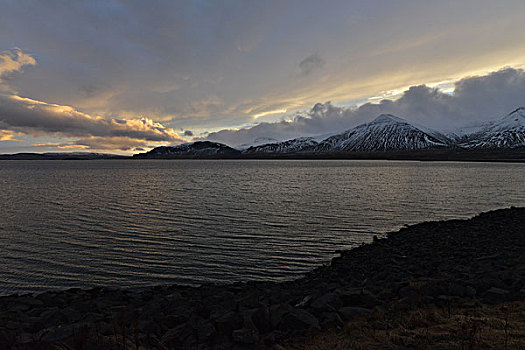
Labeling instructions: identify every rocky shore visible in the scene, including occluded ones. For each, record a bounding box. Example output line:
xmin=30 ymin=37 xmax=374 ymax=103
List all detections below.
xmin=1 ymin=207 xmax=524 ymax=349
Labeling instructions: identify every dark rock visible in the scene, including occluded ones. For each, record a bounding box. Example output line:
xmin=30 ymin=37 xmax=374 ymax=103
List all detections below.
xmin=232 ymin=328 xmax=259 ymax=344
xmin=465 ymin=286 xmax=477 ymax=297
xmin=197 ymin=321 xmax=215 ymax=342
xmin=161 ymin=323 xmax=194 ymax=346
xmin=339 ymin=289 xmax=379 ymax=308
xmin=319 ymin=312 xmax=344 ymax=329
xmin=278 ymin=308 xmax=319 ymax=331
xmin=81 ymin=312 xmax=104 ymax=323
xmin=376 ymin=288 xmax=394 ymax=301
xmin=15 ymin=296 xmax=44 ymax=309
xmin=39 ymin=307 xmax=68 ymax=326
xmin=338 ymin=307 xmax=371 ymax=321
xmin=137 ymin=319 xmax=161 ymax=335
xmin=295 ymin=295 xmax=313 ymax=307
xmin=252 ymin=305 xmax=271 ymax=333
xmin=310 ymin=292 xmax=342 ymax=311
xmin=448 ymin=283 xmax=466 ymax=297
xmin=398 ymin=286 xmax=420 ymax=299
xmin=70 ymin=299 xmax=95 ymax=313
xmin=38 ymin=324 xmax=75 ymax=343
xmin=483 ymin=287 xmax=510 ymax=304
xmin=270 ymin=303 xmax=293 ymax=329
xmin=214 ymin=311 xmax=243 ymax=336
xmin=0 ymin=328 xmax=16 ymax=347
xmin=237 ymin=292 xmax=260 ymax=309
xmin=165 ymin=313 xmax=188 ymax=328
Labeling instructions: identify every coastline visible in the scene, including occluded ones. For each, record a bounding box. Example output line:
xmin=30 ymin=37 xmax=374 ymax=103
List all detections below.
xmin=1 ymin=148 xmax=525 ymax=163
xmin=1 ymin=207 xmax=524 ymax=348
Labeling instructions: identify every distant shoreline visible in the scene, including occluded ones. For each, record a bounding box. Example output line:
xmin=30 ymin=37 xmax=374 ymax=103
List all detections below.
xmin=1 ymin=207 xmax=524 ymax=348
xmin=1 ymin=149 xmax=524 ymax=162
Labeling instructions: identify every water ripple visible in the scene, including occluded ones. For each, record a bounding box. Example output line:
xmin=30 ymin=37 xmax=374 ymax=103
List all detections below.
xmin=0 ymin=159 xmax=524 ymax=294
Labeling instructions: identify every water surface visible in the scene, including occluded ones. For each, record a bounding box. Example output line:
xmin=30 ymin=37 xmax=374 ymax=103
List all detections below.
xmin=1 ymin=160 xmax=524 ymax=294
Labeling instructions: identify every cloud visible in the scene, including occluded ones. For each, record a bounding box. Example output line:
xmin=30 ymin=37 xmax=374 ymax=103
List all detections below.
xmin=0 ymin=93 xmax=185 ymax=150
xmin=183 ymin=130 xmax=193 ymax=136
xmin=203 ymin=67 xmax=525 ymax=146
xmin=298 ymin=54 xmax=324 ymax=76
xmin=0 ymin=129 xmax=21 ymax=141
xmin=34 ymin=136 xmax=154 ymax=151
xmin=0 ymin=48 xmax=187 ymax=152
xmin=0 ymin=48 xmax=36 ymax=90
xmin=0 ymin=48 xmax=36 ymax=78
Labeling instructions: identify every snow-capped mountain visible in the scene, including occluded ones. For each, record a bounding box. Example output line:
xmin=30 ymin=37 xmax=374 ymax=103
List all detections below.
xmin=314 ymin=114 xmax=451 ymax=152
xmin=134 ymin=109 xmax=525 ymax=158
xmin=243 ymin=137 xmax=319 ymax=154
xmin=236 ymin=137 xmax=280 ymax=150
xmin=134 ymin=141 xmax=240 ymax=158
xmin=242 ymin=115 xmax=451 ymax=154
xmin=458 ymin=107 xmax=525 ymax=149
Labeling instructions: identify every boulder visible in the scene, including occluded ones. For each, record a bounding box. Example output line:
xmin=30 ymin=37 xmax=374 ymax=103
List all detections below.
xmin=269 ymin=303 xmax=293 ymax=329
xmin=319 ymin=312 xmax=344 ymax=329
xmin=464 ymin=286 xmax=477 ymax=297
xmin=232 ymin=328 xmax=259 ymax=344
xmin=251 ymin=305 xmax=271 ymax=333
xmin=310 ymin=293 xmax=342 ymax=311
xmin=339 ymin=289 xmax=379 ymax=308
xmin=338 ymin=307 xmax=371 ymax=322
xmin=197 ymin=321 xmax=215 ymax=342
xmin=214 ymin=311 xmax=243 ymax=336
xmin=448 ymin=283 xmax=466 ymax=297
xmin=482 ymin=287 xmax=510 ymax=304
xmin=278 ymin=308 xmax=319 ymax=331
xmin=161 ymin=323 xmax=194 ymax=346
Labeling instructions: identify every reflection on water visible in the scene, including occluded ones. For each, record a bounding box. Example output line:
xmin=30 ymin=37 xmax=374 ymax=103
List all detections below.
xmin=0 ymin=160 xmax=523 ymax=294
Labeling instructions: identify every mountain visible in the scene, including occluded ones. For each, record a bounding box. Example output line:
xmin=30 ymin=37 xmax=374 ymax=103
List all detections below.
xmin=241 ymin=114 xmax=452 ymax=155
xmin=0 ymin=152 xmax=128 ymax=160
xmin=134 ymin=141 xmax=241 ymax=158
xmin=242 ymin=137 xmax=319 ymax=154
xmin=132 ymin=110 xmax=525 ymax=160
xmin=458 ymin=107 xmax=525 ymax=149
xmin=314 ymin=114 xmax=451 ymax=152
xmin=236 ymin=137 xmax=280 ymax=150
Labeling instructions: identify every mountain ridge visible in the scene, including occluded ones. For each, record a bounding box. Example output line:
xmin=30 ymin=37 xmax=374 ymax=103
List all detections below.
xmin=3 ymin=109 xmax=523 ymax=161
xmin=458 ymin=107 xmax=525 ymax=149
xmin=133 ymin=108 xmax=525 ymax=159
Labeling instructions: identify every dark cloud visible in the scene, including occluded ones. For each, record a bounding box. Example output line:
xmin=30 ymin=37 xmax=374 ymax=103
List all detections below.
xmin=2 ymin=1 xmax=525 ymax=152
xmin=298 ymin=54 xmax=324 ymax=76
xmin=204 ymin=68 xmax=525 ymax=146
xmin=0 ymin=93 xmax=184 ymax=149
xmin=183 ymin=130 xmax=193 ymax=136
xmin=2 ymin=0 xmax=525 ymax=141
xmin=35 ymin=137 xmax=154 ymax=151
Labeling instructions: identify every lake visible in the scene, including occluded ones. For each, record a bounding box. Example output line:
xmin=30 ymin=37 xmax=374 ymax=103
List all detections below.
xmin=1 ymin=160 xmax=524 ymax=295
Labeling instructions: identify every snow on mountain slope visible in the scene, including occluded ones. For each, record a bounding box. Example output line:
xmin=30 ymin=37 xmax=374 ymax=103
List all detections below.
xmin=458 ymin=108 xmax=525 ymax=149
xmin=133 ymin=109 xmax=525 ymax=158
xmin=314 ymin=114 xmax=451 ymax=152
xmin=135 ymin=141 xmax=241 ymax=158
xmin=236 ymin=137 xmax=280 ymax=150
xmin=242 ymin=137 xmax=319 ymax=154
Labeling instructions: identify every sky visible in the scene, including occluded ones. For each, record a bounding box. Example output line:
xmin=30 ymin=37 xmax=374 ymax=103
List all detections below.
xmin=1 ymin=0 xmax=525 ymax=153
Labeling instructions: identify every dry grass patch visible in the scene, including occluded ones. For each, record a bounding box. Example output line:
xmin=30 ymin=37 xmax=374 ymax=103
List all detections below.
xmin=298 ymin=301 xmax=525 ymax=349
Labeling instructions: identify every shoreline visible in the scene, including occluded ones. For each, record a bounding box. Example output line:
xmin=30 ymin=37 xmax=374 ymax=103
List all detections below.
xmin=1 ymin=149 xmax=525 ymax=163
xmin=1 ymin=207 xmax=524 ymax=348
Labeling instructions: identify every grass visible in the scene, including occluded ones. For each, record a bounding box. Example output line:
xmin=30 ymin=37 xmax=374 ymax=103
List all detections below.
xmin=7 ymin=301 xmax=525 ymax=349
xmin=297 ymin=301 xmax=525 ymax=349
